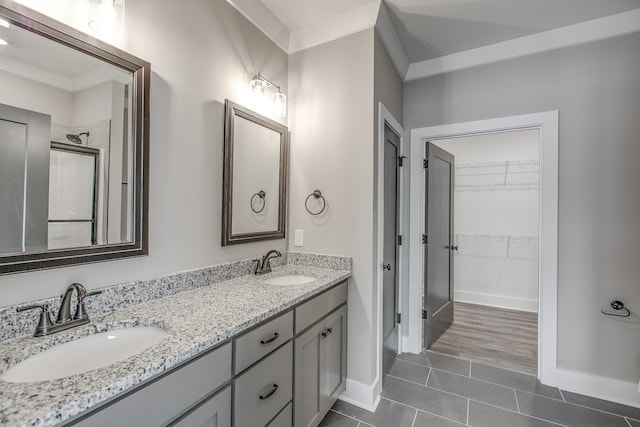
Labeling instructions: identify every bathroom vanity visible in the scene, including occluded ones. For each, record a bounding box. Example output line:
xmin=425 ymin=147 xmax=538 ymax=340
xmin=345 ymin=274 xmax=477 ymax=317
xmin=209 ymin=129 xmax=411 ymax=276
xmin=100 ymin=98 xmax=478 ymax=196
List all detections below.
xmin=0 ymin=263 xmax=350 ymax=427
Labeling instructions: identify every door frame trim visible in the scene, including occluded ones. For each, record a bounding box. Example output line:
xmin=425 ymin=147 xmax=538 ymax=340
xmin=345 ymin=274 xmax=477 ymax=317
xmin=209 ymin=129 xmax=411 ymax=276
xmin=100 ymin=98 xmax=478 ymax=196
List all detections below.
xmin=375 ymin=102 xmax=404 ymax=400
xmin=406 ymin=111 xmax=559 ymax=386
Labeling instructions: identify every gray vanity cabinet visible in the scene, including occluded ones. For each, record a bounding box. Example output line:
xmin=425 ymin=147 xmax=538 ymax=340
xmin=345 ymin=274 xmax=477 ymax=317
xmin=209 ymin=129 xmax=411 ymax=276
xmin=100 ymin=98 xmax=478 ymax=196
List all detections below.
xmin=233 ymin=311 xmax=294 ymax=427
xmin=72 ymin=343 xmax=232 ymax=426
xmin=294 ymin=283 xmax=347 ymax=427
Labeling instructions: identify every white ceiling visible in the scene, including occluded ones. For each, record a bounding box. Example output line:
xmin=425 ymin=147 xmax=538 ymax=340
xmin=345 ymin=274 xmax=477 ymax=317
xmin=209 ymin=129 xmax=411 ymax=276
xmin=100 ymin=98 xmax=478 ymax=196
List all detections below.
xmin=0 ymin=15 xmax=130 ymax=91
xmin=229 ymin=0 xmax=640 ymax=79
xmin=385 ymin=0 xmax=640 ymax=62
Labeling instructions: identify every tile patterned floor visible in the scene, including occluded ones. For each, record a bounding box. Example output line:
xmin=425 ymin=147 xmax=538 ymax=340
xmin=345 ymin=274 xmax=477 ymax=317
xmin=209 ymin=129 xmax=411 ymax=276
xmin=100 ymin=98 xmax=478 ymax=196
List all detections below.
xmin=319 ymin=351 xmax=640 ymax=427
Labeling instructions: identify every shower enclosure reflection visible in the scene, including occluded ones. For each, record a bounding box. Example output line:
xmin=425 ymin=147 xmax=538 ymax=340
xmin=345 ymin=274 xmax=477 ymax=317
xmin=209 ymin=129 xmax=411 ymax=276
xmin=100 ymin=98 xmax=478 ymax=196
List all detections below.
xmin=0 ymin=7 xmax=133 ymax=256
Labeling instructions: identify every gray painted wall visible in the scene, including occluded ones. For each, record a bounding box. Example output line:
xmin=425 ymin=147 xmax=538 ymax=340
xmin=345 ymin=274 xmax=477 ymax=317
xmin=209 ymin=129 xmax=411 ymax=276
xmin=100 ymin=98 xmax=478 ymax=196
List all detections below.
xmin=404 ymin=32 xmax=640 ymax=382
xmin=289 ymin=29 xmax=376 ymax=388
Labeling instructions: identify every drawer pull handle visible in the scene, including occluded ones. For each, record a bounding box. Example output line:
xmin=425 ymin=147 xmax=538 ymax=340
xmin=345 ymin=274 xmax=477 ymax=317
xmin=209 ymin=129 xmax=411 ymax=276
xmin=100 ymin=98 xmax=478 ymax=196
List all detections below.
xmin=259 ymin=384 xmax=279 ymax=400
xmin=260 ymin=332 xmax=280 ymax=345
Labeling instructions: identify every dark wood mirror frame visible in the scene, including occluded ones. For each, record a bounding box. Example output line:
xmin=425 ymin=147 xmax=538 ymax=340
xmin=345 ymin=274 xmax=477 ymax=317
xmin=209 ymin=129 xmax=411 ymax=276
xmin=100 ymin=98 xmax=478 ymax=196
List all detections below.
xmin=0 ymin=1 xmax=150 ymax=275
xmin=222 ymin=100 xmax=288 ymax=246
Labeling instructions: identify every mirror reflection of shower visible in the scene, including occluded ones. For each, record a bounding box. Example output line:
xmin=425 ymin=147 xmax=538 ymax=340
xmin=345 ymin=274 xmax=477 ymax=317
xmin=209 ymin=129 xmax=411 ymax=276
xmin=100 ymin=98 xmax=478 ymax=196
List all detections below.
xmin=66 ymin=131 xmax=90 ymax=145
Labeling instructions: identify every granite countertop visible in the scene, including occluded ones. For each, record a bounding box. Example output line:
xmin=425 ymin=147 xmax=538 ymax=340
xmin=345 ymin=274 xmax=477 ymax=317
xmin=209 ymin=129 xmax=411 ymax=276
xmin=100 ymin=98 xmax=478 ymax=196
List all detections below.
xmin=0 ymin=265 xmax=351 ymax=427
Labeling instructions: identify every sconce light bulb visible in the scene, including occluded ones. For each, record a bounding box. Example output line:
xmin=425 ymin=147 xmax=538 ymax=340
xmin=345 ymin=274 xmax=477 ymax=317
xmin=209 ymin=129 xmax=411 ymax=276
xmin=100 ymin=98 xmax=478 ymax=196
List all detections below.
xmin=0 ymin=18 xmax=10 ymax=28
xmin=250 ymin=74 xmax=268 ymax=94
xmin=272 ymin=91 xmax=287 ymax=118
xmin=88 ymin=0 xmax=117 ymax=36
xmin=0 ymin=38 xmax=7 ymax=46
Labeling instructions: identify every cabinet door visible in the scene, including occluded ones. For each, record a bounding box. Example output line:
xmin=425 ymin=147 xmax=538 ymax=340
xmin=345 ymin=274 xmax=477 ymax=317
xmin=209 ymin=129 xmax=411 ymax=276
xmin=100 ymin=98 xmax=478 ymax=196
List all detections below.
xmin=171 ymin=386 xmax=231 ymax=427
xmin=321 ymin=305 xmax=347 ymax=412
xmin=294 ymin=321 xmax=326 ymax=427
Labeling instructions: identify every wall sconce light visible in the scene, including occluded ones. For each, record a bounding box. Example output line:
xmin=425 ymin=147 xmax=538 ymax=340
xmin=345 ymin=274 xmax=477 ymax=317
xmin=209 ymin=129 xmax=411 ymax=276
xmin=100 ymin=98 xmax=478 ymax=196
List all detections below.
xmin=88 ymin=0 xmax=124 ymax=37
xmin=250 ymin=72 xmax=287 ymax=118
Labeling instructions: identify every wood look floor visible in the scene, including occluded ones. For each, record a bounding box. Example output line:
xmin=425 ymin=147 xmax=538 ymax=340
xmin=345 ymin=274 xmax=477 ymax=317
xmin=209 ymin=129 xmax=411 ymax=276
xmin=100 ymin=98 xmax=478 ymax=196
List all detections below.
xmin=428 ymin=302 xmax=538 ymax=375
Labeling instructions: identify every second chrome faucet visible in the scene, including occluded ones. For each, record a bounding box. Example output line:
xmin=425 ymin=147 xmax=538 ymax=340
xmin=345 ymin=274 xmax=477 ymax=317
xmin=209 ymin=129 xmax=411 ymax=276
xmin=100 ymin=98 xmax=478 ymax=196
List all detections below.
xmin=254 ymin=249 xmax=282 ymax=275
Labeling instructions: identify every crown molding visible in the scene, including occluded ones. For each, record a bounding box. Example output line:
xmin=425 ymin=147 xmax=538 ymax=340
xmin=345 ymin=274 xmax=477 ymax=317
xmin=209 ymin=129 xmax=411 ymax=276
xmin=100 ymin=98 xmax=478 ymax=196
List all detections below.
xmin=226 ymin=0 xmax=290 ymax=52
xmin=288 ymin=1 xmax=380 ymax=53
xmin=406 ymin=8 xmax=640 ymax=81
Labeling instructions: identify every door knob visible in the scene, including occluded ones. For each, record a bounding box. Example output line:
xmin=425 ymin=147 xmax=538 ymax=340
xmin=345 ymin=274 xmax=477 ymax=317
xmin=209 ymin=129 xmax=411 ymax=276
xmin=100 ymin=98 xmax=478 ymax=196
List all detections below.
xmin=452 ymin=245 xmax=459 ymax=251
xmin=383 ymin=264 xmax=391 ymax=271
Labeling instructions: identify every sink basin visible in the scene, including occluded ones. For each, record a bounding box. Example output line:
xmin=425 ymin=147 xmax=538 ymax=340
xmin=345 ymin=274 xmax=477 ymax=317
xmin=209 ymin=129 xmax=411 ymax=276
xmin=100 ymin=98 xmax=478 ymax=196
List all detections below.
xmin=263 ymin=275 xmax=316 ymax=286
xmin=1 ymin=327 xmax=167 ymax=383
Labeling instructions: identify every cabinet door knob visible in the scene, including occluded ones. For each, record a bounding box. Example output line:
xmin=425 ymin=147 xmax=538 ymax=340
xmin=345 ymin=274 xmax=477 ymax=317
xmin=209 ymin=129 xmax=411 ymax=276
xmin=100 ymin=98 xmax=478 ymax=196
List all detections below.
xmin=382 ymin=264 xmax=391 ymax=271
xmin=260 ymin=332 xmax=280 ymax=345
xmin=259 ymin=384 xmax=279 ymax=400
xmin=326 ymin=327 xmax=333 ymax=334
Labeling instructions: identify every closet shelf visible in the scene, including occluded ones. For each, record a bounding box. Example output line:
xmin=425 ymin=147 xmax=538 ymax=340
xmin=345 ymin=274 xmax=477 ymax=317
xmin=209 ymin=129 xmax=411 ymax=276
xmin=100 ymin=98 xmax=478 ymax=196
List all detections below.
xmin=455 ymin=160 xmax=539 ymax=189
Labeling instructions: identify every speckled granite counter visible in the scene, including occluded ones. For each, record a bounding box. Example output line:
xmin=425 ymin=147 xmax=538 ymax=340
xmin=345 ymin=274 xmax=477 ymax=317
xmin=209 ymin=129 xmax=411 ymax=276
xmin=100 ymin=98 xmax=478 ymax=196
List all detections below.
xmin=0 ymin=263 xmax=351 ymax=426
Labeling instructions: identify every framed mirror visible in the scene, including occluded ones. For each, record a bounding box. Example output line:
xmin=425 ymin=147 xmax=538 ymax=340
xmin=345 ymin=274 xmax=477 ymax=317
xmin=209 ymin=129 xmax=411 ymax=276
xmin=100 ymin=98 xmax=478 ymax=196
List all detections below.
xmin=0 ymin=1 xmax=150 ymax=274
xmin=222 ymin=100 xmax=288 ymax=245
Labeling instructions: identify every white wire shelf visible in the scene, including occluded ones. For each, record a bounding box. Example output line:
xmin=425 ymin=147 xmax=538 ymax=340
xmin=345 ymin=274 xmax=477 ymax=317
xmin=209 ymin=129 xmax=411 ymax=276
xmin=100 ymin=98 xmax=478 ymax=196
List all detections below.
xmin=455 ymin=160 xmax=539 ymax=189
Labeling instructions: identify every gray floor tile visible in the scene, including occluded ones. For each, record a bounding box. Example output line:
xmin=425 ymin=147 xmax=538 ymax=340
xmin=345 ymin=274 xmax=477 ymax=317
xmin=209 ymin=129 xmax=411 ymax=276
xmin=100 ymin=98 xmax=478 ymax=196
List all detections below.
xmin=398 ymin=351 xmax=470 ymax=376
xmin=381 ymin=376 xmax=468 ymax=424
xmin=560 ymin=390 xmax=640 ymax=420
xmin=468 ymin=400 xmax=565 ymax=427
xmin=318 ymin=410 xmax=360 ymax=427
xmin=413 ymin=410 xmax=467 ymax=427
xmin=427 ymin=368 xmax=518 ymax=411
xmin=388 ymin=358 xmax=430 ymax=384
xmin=332 ymin=398 xmax=416 ymax=427
xmin=627 ymin=418 xmax=640 ymax=427
xmin=516 ymin=390 xmax=630 ymax=427
xmin=471 ymin=362 xmax=562 ymax=399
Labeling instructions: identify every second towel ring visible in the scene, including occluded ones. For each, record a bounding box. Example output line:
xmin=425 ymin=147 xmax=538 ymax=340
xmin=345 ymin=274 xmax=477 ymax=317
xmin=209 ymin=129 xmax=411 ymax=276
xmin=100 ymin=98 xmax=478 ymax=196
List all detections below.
xmin=305 ymin=190 xmax=326 ymax=216
xmin=251 ymin=190 xmax=266 ymax=213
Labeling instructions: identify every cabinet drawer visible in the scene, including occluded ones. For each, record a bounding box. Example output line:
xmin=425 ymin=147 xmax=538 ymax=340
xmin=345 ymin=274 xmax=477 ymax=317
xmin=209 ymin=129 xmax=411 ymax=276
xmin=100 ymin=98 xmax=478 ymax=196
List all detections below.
xmin=234 ymin=342 xmax=293 ymax=427
xmin=74 ymin=343 xmax=231 ymax=426
xmin=170 ymin=385 xmax=231 ymax=427
xmin=296 ymin=281 xmax=347 ymax=334
xmin=235 ymin=311 xmax=293 ymax=373
xmin=267 ymin=402 xmax=292 ymax=427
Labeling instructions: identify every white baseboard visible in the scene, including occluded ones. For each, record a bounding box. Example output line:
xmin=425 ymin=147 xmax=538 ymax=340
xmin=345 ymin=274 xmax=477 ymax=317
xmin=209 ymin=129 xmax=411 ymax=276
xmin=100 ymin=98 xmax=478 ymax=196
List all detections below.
xmin=338 ymin=377 xmax=381 ymax=412
xmin=555 ymin=368 xmax=640 ymax=409
xmin=454 ymin=290 xmax=538 ymax=312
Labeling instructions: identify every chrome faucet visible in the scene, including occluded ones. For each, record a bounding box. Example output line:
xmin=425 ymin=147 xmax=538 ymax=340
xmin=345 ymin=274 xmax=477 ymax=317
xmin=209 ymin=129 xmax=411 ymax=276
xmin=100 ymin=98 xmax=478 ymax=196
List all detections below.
xmin=254 ymin=249 xmax=282 ymax=275
xmin=17 ymin=283 xmax=102 ymax=337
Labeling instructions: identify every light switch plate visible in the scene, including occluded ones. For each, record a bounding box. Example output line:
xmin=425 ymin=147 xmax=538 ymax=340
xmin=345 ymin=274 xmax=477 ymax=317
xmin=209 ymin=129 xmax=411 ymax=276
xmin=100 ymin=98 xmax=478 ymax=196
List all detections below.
xmin=294 ymin=229 xmax=303 ymax=247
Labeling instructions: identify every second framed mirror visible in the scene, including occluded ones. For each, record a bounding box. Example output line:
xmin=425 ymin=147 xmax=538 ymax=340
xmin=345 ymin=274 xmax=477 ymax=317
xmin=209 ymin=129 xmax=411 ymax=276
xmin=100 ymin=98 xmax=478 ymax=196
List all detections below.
xmin=222 ymin=100 xmax=288 ymax=245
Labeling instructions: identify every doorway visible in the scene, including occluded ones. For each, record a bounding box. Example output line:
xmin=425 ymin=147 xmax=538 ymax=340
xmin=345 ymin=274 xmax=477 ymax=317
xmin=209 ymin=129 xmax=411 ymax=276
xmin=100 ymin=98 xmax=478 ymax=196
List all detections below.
xmin=406 ymin=111 xmax=559 ymax=384
xmin=427 ymin=129 xmax=540 ymax=375
xmin=382 ymin=123 xmax=400 ymax=376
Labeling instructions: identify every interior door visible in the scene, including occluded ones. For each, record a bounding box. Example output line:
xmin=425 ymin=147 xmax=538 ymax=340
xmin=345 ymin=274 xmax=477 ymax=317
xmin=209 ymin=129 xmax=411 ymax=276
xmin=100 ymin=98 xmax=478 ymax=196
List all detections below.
xmin=423 ymin=142 xmax=454 ymax=348
xmin=382 ymin=123 xmax=400 ymax=375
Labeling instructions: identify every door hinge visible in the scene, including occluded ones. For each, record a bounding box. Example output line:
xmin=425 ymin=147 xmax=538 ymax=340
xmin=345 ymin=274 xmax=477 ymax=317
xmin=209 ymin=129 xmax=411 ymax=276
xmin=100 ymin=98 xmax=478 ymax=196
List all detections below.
xmin=396 ymin=313 xmax=402 ymax=324
xmin=398 ymin=155 xmax=406 ymax=167
xmin=423 ymin=159 xmax=429 ymax=169
xmin=422 ymin=234 xmax=428 ymax=244
xmin=397 ymin=235 xmax=403 ymax=246
xmin=422 ymin=310 xmax=428 ymax=319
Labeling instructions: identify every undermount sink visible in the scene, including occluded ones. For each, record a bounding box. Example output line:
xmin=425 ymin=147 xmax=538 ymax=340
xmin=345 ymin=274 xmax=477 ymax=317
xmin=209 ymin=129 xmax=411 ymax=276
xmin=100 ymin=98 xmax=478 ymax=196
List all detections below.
xmin=262 ymin=275 xmax=316 ymax=286
xmin=1 ymin=327 xmax=167 ymax=383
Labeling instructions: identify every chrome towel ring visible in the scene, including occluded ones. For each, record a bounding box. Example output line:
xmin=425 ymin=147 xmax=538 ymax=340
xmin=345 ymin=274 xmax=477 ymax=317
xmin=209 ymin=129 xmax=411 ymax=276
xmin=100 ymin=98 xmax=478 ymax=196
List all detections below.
xmin=251 ymin=190 xmax=266 ymax=213
xmin=305 ymin=190 xmax=326 ymax=216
